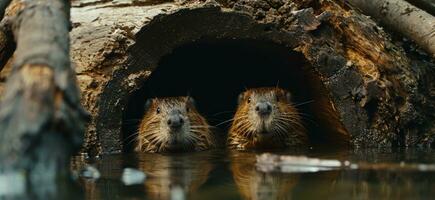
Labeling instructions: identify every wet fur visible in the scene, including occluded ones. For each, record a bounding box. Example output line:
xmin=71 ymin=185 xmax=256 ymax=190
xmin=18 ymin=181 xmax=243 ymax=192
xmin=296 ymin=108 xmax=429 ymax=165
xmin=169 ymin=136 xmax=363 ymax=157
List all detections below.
xmin=136 ymin=97 xmax=214 ymax=153
xmin=228 ymin=87 xmax=307 ymax=149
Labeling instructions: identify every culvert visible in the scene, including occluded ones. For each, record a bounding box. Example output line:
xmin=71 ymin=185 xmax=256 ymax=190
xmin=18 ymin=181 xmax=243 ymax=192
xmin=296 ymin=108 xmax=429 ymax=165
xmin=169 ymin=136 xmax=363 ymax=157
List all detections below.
xmin=72 ymin=1 xmax=434 ymax=155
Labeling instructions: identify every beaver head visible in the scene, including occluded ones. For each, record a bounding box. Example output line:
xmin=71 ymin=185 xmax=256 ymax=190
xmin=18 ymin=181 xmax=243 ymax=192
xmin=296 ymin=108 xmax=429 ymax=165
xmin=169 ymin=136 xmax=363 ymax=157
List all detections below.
xmin=228 ymin=87 xmax=307 ymax=149
xmin=136 ymin=96 xmax=213 ymax=153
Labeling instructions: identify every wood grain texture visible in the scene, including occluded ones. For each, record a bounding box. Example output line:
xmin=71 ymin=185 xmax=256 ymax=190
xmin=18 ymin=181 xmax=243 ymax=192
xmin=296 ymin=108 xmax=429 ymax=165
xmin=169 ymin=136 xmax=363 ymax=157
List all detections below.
xmin=0 ymin=0 xmax=88 ymax=175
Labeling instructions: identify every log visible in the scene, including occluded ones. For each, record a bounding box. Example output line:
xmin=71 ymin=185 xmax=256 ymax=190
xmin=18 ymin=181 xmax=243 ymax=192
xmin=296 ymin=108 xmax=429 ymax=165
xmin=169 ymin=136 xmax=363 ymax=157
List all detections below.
xmin=64 ymin=0 xmax=435 ymax=155
xmin=0 ymin=0 xmax=425 ymax=155
xmin=347 ymin=0 xmax=435 ymax=57
xmin=256 ymin=153 xmax=435 ymax=172
xmin=0 ymin=0 xmax=88 ymax=180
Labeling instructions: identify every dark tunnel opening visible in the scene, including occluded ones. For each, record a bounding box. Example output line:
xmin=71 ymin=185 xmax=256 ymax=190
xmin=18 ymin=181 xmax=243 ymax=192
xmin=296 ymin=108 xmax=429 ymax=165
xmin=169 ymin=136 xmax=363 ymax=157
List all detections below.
xmin=122 ymin=39 xmax=348 ymax=152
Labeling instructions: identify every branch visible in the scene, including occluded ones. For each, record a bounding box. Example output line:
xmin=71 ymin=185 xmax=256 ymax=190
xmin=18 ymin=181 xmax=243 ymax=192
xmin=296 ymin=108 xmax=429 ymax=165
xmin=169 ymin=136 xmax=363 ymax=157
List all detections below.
xmin=347 ymin=0 xmax=435 ymax=57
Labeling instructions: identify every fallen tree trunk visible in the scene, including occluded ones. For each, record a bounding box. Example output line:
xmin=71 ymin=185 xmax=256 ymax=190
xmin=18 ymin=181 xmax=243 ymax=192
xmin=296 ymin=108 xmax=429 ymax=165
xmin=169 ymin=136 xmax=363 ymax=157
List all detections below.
xmin=0 ymin=0 xmax=432 ymax=156
xmin=0 ymin=0 xmax=88 ymax=180
xmin=347 ymin=0 xmax=435 ymax=57
xmin=60 ymin=0 xmax=434 ymax=155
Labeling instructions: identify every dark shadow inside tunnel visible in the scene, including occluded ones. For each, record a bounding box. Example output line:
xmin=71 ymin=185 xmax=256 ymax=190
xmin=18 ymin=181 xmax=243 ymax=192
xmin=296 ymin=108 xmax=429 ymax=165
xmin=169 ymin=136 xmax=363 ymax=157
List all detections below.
xmin=122 ymin=39 xmax=348 ymax=152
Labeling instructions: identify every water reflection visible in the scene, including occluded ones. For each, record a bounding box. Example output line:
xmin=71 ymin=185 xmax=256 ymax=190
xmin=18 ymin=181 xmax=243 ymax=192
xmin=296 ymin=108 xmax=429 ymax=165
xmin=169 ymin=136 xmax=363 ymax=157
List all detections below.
xmin=137 ymin=152 xmax=214 ymax=200
xmin=70 ymin=148 xmax=435 ymax=200
xmin=230 ymin=151 xmax=300 ymax=200
xmin=71 ymin=154 xmax=147 ymax=200
xmin=329 ymin=167 xmax=435 ymax=199
xmin=0 ymin=171 xmax=83 ymax=200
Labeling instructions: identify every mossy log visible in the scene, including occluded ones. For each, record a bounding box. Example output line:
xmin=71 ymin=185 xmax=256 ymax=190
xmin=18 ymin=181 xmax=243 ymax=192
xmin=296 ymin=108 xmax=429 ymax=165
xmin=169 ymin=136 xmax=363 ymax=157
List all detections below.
xmin=1 ymin=0 xmax=433 ymax=155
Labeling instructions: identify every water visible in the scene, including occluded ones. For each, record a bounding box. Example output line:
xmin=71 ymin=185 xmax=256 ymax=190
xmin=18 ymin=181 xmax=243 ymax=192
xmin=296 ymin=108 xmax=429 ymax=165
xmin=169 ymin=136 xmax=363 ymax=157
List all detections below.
xmin=70 ymin=148 xmax=435 ymax=200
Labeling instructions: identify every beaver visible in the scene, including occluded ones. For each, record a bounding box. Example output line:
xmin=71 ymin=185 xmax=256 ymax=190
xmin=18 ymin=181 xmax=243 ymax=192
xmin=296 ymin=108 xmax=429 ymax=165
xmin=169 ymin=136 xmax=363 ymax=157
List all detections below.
xmin=135 ymin=96 xmax=214 ymax=153
xmin=228 ymin=87 xmax=308 ymax=149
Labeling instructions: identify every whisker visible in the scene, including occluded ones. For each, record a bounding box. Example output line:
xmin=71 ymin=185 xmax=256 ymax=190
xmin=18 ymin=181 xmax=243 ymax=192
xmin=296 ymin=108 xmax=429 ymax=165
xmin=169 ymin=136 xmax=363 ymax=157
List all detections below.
xmin=215 ymin=118 xmax=235 ymax=126
xmin=217 ymin=115 xmax=249 ymax=127
xmin=125 ymin=137 xmax=138 ymax=147
xmin=293 ymin=100 xmax=315 ymax=107
xmin=282 ymin=112 xmax=318 ymax=127
xmin=123 ymin=132 xmax=139 ymax=142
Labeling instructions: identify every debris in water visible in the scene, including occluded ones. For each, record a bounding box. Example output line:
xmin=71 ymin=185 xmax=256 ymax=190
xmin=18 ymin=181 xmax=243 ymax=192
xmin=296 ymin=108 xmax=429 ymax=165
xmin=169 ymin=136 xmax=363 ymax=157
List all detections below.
xmin=80 ymin=165 xmax=101 ymax=180
xmin=256 ymin=153 xmax=342 ymax=173
xmin=0 ymin=172 xmax=26 ymax=197
xmin=256 ymin=153 xmax=435 ymax=173
xmin=171 ymin=185 xmax=185 ymax=200
xmin=121 ymin=168 xmax=146 ymax=186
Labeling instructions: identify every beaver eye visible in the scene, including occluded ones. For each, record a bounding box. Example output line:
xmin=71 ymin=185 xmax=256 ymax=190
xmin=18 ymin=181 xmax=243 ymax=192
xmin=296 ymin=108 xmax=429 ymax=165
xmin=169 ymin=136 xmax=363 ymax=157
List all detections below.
xmin=156 ymin=107 xmax=161 ymax=114
xmin=247 ymin=97 xmax=251 ymax=103
xmin=186 ymin=107 xmax=190 ymax=112
xmin=276 ymin=96 xmax=280 ymax=102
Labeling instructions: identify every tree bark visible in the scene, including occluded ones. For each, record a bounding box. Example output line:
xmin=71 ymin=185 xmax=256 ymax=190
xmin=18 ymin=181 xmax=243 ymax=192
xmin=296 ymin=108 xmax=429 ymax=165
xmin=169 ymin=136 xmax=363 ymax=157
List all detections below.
xmin=0 ymin=0 xmax=88 ymax=179
xmin=0 ymin=0 xmax=21 ymax=72
xmin=347 ymin=0 xmax=435 ymax=57
xmin=0 ymin=19 xmax=14 ymax=72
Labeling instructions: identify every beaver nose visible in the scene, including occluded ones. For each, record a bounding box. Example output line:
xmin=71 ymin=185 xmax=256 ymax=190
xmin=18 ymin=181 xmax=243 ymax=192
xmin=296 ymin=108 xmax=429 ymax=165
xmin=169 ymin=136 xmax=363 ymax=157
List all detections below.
xmin=255 ymin=102 xmax=272 ymax=116
xmin=167 ymin=115 xmax=184 ymax=129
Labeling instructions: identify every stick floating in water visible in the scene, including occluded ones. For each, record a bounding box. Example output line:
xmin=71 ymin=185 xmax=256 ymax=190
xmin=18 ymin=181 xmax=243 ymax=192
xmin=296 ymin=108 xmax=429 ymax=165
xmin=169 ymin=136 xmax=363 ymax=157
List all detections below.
xmin=256 ymin=153 xmax=435 ymax=173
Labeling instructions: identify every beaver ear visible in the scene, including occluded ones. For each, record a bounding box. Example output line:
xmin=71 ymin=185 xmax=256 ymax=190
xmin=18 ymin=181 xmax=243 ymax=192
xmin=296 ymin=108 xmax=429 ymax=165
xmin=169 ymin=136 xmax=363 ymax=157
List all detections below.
xmin=144 ymin=99 xmax=152 ymax=112
xmin=238 ymin=93 xmax=244 ymax=104
xmin=286 ymin=92 xmax=292 ymax=102
xmin=186 ymin=96 xmax=196 ymax=107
